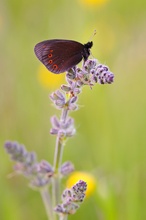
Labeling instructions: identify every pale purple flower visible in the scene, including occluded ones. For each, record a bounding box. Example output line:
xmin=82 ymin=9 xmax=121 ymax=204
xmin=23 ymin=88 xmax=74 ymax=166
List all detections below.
xmin=4 ymin=141 xmax=53 ymax=188
xmin=60 ymin=161 xmax=74 ymax=176
xmin=54 ymin=180 xmax=87 ymax=215
xmin=50 ymin=116 xmax=76 ymax=137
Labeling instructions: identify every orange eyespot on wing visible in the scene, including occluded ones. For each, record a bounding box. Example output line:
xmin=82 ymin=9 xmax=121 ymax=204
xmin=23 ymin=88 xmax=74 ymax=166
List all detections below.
xmin=48 ymin=60 xmax=53 ymax=64
xmin=53 ymin=64 xmax=58 ymax=69
xmin=48 ymin=54 xmax=52 ymax=58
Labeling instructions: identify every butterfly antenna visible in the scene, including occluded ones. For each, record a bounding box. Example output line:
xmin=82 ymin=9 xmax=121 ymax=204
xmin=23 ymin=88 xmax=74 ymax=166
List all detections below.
xmin=89 ymin=30 xmax=96 ymax=42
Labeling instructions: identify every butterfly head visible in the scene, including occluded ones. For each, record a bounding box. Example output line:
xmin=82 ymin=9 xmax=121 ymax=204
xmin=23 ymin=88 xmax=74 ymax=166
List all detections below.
xmin=82 ymin=41 xmax=93 ymax=62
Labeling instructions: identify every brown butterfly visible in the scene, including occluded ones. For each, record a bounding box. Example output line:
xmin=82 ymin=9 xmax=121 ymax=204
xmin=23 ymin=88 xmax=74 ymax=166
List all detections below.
xmin=34 ymin=39 xmax=93 ymax=74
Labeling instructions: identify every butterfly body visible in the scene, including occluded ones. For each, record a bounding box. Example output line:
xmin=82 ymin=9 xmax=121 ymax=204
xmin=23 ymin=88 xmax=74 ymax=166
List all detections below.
xmin=34 ymin=39 xmax=93 ymax=74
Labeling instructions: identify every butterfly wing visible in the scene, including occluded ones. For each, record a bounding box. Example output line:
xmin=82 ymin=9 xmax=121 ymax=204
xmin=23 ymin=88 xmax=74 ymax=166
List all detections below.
xmin=34 ymin=39 xmax=84 ymax=74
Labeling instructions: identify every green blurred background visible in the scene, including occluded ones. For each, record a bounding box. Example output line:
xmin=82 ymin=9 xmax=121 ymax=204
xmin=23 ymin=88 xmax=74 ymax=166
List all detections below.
xmin=1 ymin=0 xmax=146 ymax=219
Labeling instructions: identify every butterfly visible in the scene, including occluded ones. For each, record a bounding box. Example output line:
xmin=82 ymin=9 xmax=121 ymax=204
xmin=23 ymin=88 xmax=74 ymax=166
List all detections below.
xmin=34 ymin=39 xmax=93 ymax=74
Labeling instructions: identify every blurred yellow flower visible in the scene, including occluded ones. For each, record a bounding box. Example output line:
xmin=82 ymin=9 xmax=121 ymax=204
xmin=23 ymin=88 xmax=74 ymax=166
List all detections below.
xmin=66 ymin=171 xmax=96 ymax=197
xmin=37 ymin=64 xmax=65 ymax=89
xmin=79 ymin=0 xmax=109 ymax=7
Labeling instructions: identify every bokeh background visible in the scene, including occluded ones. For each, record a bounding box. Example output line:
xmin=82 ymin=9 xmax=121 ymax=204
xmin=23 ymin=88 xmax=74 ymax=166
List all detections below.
xmin=1 ymin=0 xmax=146 ymax=219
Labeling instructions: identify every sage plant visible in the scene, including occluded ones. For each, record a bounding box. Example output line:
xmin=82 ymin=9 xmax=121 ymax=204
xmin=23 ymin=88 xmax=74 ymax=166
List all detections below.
xmin=4 ymin=59 xmax=114 ymax=220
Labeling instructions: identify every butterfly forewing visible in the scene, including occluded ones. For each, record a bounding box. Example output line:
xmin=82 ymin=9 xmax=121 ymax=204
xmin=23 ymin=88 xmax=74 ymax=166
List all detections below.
xmin=34 ymin=40 xmax=84 ymax=74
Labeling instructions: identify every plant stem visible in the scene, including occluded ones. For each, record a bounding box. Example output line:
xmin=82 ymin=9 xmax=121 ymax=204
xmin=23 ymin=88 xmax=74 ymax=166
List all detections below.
xmin=52 ymin=108 xmax=68 ymax=216
xmin=59 ymin=214 xmax=68 ymax=220
xmin=40 ymin=188 xmax=53 ymax=220
xmin=52 ymin=135 xmax=64 ymax=207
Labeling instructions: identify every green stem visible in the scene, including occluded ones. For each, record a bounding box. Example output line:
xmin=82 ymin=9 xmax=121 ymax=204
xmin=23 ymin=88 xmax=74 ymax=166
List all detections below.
xmin=52 ymin=135 xmax=64 ymax=206
xmin=59 ymin=214 xmax=68 ymax=220
xmin=40 ymin=188 xmax=53 ymax=220
xmin=52 ymin=108 xmax=68 ymax=218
